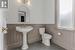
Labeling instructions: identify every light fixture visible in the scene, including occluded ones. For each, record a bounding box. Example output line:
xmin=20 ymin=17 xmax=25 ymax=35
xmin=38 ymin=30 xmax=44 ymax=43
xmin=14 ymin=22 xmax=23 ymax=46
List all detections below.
xmin=27 ymin=0 xmax=31 ymax=6
xmin=24 ymin=0 xmax=31 ymax=6
xmin=17 ymin=0 xmax=31 ymax=6
xmin=24 ymin=0 xmax=28 ymax=4
xmin=17 ymin=0 xmax=22 ymax=3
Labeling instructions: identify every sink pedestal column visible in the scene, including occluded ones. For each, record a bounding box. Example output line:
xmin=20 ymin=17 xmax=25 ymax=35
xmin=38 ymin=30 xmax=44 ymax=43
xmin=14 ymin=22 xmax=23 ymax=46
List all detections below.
xmin=22 ymin=32 xmax=28 ymax=50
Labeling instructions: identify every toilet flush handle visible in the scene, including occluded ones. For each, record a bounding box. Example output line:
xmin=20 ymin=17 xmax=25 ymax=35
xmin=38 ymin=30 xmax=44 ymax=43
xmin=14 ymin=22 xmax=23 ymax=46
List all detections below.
xmin=58 ymin=32 xmax=62 ymax=36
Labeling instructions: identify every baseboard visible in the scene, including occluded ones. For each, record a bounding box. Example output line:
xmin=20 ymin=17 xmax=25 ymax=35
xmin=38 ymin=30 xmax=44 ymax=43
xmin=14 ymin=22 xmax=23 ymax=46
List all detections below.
xmin=51 ymin=41 xmax=66 ymax=50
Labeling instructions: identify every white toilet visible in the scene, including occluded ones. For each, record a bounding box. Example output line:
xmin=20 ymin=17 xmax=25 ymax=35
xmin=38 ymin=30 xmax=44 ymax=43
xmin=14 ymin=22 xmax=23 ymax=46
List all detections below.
xmin=39 ymin=28 xmax=52 ymax=46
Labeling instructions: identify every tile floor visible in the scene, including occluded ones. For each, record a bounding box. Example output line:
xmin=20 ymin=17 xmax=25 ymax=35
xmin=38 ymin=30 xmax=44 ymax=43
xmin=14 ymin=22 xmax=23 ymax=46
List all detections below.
xmin=10 ymin=42 xmax=66 ymax=50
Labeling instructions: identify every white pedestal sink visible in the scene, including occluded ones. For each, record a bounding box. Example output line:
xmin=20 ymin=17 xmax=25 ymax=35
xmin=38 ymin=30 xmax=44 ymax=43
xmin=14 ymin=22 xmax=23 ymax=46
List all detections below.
xmin=16 ymin=26 xmax=33 ymax=50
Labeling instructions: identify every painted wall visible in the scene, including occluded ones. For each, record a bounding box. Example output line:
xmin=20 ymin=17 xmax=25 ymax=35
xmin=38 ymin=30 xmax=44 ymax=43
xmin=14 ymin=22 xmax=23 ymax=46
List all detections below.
xmin=43 ymin=0 xmax=55 ymax=24
xmin=6 ymin=0 xmax=19 ymax=24
xmin=30 ymin=0 xmax=55 ymax=24
xmin=7 ymin=0 xmax=55 ymax=24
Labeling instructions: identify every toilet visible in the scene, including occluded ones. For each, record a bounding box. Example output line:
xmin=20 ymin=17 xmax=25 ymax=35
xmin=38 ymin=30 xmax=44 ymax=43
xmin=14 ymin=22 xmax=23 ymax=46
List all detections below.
xmin=39 ymin=28 xmax=52 ymax=46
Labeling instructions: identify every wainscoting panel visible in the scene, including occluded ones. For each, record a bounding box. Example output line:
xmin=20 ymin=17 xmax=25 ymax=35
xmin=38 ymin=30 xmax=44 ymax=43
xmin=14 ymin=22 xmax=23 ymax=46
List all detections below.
xmin=7 ymin=24 xmax=44 ymax=49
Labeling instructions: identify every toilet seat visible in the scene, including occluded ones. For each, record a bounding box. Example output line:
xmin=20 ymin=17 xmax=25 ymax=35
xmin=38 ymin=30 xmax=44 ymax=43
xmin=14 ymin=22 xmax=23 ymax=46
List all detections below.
xmin=43 ymin=33 xmax=52 ymax=39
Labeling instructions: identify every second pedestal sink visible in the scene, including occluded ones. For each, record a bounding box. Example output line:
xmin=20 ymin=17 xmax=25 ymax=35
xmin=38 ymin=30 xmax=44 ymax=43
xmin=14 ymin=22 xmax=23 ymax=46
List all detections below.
xmin=16 ymin=26 xmax=33 ymax=50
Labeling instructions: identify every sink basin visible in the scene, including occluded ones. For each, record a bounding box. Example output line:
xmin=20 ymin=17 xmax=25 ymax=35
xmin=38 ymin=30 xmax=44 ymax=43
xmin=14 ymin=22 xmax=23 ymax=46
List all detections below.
xmin=16 ymin=26 xmax=33 ymax=50
xmin=16 ymin=26 xmax=33 ymax=33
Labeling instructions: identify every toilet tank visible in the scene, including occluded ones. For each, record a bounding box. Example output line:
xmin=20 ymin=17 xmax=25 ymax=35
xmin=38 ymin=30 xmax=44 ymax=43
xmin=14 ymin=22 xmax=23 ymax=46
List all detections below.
xmin=39 ymin=28 xmax=45 ymax=35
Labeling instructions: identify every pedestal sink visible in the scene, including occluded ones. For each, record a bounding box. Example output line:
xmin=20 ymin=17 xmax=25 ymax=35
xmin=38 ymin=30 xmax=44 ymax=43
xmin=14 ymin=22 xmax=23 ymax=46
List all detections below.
xmin=16 ymin=26 xmax=33 ymax=50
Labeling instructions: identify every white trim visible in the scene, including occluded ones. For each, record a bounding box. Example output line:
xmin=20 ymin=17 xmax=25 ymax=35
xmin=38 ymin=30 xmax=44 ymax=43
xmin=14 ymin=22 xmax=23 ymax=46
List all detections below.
xmin=58 ymin=26 xmax=74 ymax=30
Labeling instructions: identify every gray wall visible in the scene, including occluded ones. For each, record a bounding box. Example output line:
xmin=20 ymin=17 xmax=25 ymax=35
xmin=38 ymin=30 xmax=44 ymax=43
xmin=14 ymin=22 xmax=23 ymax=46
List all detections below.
xmin=7 ymin=24 xmax=45 ymax=49
xmin=45 ymin=4 xmax=75 ymax=50
xmin=45 ymin=1 xmax=75 ymax=50
xmin=46 ymin=24 xmax=75 ymax=50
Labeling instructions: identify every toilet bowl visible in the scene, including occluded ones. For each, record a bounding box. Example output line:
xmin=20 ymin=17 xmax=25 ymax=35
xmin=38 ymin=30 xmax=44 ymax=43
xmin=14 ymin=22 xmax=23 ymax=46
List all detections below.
xmin=39 ymin=28 xmax=52 ymax=46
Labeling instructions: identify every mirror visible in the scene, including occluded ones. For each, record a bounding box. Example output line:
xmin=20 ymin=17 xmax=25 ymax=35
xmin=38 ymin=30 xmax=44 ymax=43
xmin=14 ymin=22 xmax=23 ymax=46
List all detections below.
xmin=18 ymin=6 xmax=30 ymax=23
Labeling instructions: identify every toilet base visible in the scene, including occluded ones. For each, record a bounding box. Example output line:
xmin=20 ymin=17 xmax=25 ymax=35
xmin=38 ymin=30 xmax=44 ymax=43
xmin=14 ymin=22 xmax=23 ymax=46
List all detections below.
xmin=42 ymin=39 xmax=51 ymax=46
